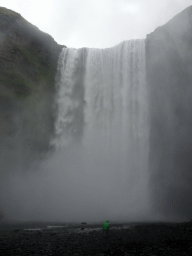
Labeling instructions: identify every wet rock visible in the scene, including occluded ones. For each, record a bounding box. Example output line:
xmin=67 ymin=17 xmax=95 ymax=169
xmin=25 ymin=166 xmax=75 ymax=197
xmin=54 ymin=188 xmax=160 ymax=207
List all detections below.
xmin=0 ymin=7 xmax=64 ymax=168
xmin=146 ymin=5 xmax=192 ymax=218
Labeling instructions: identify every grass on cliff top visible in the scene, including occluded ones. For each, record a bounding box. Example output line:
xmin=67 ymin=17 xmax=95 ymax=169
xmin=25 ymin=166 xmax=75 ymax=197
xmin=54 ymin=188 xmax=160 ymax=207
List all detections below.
xmin=0 ymin=6 xmax=40 ymax=33
xmin=0 ymin=7 xmax=21 ymax=18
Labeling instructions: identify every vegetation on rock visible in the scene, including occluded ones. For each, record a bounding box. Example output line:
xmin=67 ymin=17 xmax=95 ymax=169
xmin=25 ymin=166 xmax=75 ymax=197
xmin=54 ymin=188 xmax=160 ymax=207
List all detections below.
xmin=0 ymin=7 xmax=64 ymax=171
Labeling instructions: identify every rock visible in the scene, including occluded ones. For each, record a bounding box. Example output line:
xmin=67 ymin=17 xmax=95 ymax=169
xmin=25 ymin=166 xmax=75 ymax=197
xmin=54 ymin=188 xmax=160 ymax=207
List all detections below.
xmin=0 ymin=211 xmax=4 ymax=220
xmin=146 ymin=5 xmax=192 ymax=219
xmin=0 ymin=7 xmax=65 ymax=173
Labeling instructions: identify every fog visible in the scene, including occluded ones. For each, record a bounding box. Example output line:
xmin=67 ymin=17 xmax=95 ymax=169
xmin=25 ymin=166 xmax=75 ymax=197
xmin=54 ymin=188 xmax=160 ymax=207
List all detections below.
xmin=1 ymin=4 xmax=192 ymax=224
xmin=0 ymin=147 xmax=146 ymax=222
xmin=0 ymin=40 xmax=155 ymax=223
xmin=145 ymin=6 xmax=192 ymax=222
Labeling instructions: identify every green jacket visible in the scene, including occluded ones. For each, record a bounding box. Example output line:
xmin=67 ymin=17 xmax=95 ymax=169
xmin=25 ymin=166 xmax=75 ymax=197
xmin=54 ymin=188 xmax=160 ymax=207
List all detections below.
xmin=103 ymin=220 xmax=109 ymax=230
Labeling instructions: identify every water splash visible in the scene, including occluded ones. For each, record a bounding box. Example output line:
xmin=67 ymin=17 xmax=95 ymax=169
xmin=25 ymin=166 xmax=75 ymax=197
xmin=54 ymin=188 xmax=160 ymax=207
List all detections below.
xmin=50 ymin=40 xmax=150 ymax=221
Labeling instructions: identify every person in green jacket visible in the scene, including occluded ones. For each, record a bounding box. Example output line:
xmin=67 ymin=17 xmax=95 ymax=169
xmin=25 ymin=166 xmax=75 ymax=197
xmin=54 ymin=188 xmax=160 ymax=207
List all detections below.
xmin=103 ymin=220 xmax=110 ymax=231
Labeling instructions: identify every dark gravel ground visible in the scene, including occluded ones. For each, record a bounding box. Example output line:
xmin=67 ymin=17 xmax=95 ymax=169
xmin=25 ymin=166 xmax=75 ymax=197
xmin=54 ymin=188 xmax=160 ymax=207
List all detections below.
xmin=1 ymin=221 xmax=192 ymax=255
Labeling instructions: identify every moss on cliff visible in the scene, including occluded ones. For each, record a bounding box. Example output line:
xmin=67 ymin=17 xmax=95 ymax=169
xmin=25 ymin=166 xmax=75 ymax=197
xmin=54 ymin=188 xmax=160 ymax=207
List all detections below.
xmin=0 ymin=7 xmax=64 ymax=159
xmin=0 ymin=7 xmax=20 ymax=16
xmin=0 ymin=72 xmax=31 ymax=98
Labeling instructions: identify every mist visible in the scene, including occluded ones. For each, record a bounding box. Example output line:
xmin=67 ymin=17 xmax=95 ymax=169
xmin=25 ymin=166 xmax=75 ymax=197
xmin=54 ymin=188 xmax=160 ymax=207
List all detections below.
xmin=1 ymin=5 xmax=192 ymax=223
xmin=0 ymin=40 xmax=155 ymax=223
xmin=0 ymin=147 xmax=144 ymax=222
xmin=0 ymin=142 xmax=152 ymax=223
xmin=145 ymin=5 xmax=192 ymax=222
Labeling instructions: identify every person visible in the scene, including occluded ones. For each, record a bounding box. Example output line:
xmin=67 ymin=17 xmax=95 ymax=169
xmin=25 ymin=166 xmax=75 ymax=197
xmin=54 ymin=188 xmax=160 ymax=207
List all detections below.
xmin=103 ymin=220 xmax=110 ymax=234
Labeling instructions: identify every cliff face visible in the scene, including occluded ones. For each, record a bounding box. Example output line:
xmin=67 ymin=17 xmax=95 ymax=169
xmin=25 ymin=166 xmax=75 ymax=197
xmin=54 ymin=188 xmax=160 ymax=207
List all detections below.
xmin=146 ymin=6 xmax=192 ymax=219
xmin=0 ymin=7 xmax=63 ymax=172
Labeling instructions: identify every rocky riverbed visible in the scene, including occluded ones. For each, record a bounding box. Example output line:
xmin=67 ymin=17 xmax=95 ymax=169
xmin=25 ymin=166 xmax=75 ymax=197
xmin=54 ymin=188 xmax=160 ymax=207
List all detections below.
xmin=1 ymin=221 xmax=192 ymax=255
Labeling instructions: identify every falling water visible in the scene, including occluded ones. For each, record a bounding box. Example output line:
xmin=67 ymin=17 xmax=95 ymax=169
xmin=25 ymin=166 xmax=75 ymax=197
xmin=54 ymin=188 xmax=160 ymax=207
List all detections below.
xmin=50 ymin=40 xmax=150 ymax=221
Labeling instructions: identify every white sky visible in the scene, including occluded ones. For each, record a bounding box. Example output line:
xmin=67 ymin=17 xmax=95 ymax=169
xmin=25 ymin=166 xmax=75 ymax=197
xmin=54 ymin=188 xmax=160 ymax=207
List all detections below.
xmin=1 ymin=0 xmax=191 ymax=48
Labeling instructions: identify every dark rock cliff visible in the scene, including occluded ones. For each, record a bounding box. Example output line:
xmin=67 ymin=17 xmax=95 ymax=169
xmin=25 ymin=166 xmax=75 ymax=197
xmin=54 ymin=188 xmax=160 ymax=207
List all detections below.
xmin=0 ymin=7 xmax=63 ymax=173
xmin=146 ymin=6 xmax=192 ymax=219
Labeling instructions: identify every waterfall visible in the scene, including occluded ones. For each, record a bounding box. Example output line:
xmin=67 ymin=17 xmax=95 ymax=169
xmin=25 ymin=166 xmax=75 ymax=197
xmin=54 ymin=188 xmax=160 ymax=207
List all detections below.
xmin=51 ymin=40 xmax=150 ymax=221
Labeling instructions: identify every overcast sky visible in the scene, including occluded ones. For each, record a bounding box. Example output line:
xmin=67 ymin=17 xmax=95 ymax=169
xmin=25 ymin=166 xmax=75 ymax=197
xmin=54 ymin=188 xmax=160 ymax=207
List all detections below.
xmin=1 ymin=0 xmax=191 ymax=48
